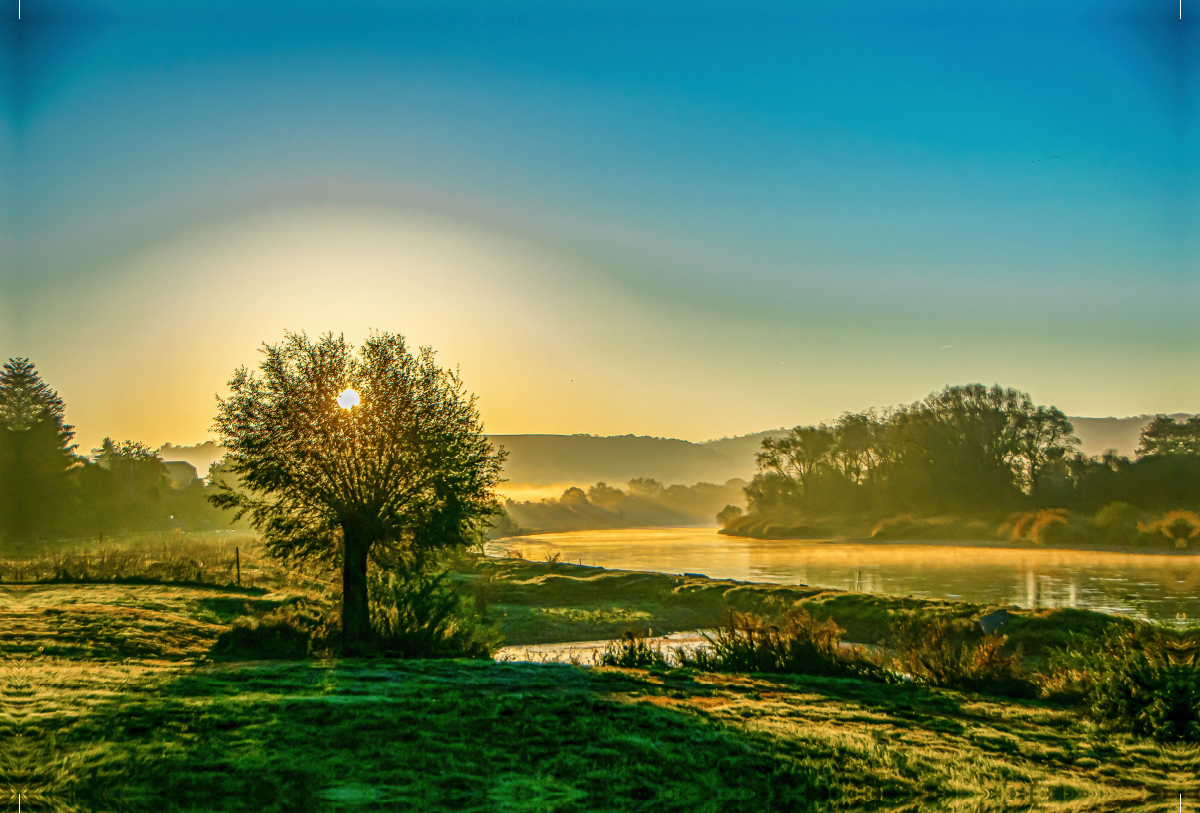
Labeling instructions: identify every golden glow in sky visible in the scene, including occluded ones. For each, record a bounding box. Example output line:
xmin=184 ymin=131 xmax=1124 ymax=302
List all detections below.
xmin=7 ymin=9 xmax=1195 ymax=452
xmin=16 ymin=200 xmax=1195 ymax=451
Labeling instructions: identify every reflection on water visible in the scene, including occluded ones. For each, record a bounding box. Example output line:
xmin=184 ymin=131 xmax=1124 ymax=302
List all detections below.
xmin=487 ymin=528 xmax=1200 ymax=622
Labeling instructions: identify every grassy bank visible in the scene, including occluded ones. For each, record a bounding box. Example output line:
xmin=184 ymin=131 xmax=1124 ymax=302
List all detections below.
xmin=2 ymin=533 xmax=1193 ymax=811
xmin=2 ymin=579 xmax=1192 ymax=812
xmin=721 ymin=507 xmax=1200 ymax=554
xmin=470 ymin=556 xmax=1138 ymax=659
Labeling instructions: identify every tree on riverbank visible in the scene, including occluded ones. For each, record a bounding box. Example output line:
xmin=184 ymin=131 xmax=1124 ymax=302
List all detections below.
xmin=749 ymin=385 xmax=1079 ymax=518
xmin=210 ymin=331 xmax=505 ymax=655
xmin=735 ymin=384 xmax=1200 ymax=541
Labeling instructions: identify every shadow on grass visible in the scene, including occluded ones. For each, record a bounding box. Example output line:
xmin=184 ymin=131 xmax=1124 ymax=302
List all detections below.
xmin=28 ymin=660 xmax=847 ymax=813
xmin=596 ymin=665 xmax=968 ymax=735
xmin=190 ymin=595 xmax=288 ymax=622
xmin=9 ymin=652 xmax=1188 ymax=813
xmin=23 ymin=576 xmax=270 ymax=593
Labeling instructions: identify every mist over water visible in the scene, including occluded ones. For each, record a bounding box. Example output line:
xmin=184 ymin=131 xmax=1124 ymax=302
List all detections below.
xmin=488 ymin=528 xmax=1200 ymax=622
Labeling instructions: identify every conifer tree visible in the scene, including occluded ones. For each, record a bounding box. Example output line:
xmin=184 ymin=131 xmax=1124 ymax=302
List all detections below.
xmin=0 ymin=359 xmax=78 ymax=554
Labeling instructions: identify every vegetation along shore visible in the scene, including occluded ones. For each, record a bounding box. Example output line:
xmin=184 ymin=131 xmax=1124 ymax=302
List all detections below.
xmin=717 ymin=385 xmax=1199 ymax=554
xmin=4 ymin=531 xmax=1198 ymax=812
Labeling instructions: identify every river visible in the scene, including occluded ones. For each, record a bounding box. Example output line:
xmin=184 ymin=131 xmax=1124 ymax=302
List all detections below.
xmin=486 ymin=527 xmax=1200 ymax=622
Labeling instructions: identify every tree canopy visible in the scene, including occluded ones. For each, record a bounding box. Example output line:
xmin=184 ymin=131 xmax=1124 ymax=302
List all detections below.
xmin=210 ymin=331 xmax=505 ymax=654
xmin=1137 ymin=416 xmax=1200 ymax=457
xmin=741 ymin=385 xmax=1200 ymax=534
xmin=748 ymin=384 xmax=1080 ymax=518
xmin=0 ymin=359 xmax=78 ymax=553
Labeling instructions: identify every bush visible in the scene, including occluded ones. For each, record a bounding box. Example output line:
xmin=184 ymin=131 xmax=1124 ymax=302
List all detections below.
xmin=1092 ymin=653 xmax=1200 ymax=742
xmin=870 ymin=514 xmax=924 ymax=540
xmin=898 ymin=616 xmax=1034 ymax=697
xmin=998 ymin=509 xmax=1085 ymax=546
xmin=210 ymin=599 xmax=335 ymax=660
xmin=680 ymin=607 xmax=883 ymax=680
xmin=601 ymin=631 xmax=671 ymax=669
xmin=1138 ymin=510 xmax=1200 ymax=550
xmin=369 ymin=569 xmax=498 ymax=659
xmin=1092 ymin=502 xmax=1138 ymax=530
xmin=1042 ymin=626 xmax=1200 ymax=743
xmin=716 ymin=504 xmax=744 ymax=529
xmin=869 ymin=514 xmax=991 ymax=541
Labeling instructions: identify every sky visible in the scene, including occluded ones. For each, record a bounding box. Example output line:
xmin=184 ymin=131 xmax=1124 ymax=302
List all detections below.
xmin=1 ymin=0 xmax=1197 ymax=450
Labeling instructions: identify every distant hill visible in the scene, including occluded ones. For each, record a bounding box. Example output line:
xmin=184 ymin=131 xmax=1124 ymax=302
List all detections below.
xmin=1069 ymin=414 xmax=1194 ymax=458
xmin=488 ymin=432 xmax=786 ymax=487
xmin=154 ymin=415 xmax=1193 ymax=489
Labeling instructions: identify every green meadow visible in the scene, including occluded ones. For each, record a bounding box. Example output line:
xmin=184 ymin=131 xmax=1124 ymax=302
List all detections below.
xmin=2 ymin=534 xmax=1195 ymax=812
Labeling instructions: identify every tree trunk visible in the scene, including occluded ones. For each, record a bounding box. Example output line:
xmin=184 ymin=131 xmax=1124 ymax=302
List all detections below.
xmin=341 ymin=526 xmax=372 ymax=656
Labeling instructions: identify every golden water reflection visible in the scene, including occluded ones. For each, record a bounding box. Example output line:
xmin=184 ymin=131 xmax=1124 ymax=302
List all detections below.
xmin=486 ymin=528 xmax=1200 ymax=622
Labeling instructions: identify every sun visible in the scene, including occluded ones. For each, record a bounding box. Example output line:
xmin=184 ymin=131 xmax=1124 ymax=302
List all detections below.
xmin=337 ymin=388 xmax=361 ymax=409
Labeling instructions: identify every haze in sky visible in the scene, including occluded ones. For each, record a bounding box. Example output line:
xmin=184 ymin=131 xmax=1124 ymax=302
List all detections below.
xmin=2 ymin=0 xmax=1197 ymax=450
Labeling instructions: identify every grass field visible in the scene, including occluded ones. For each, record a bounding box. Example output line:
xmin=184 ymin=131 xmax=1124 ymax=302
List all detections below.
xmin=1 ymin=535 xmax=1194 ymax=812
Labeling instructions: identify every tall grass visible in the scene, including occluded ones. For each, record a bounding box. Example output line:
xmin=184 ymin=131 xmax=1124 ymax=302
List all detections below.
xmin=896 ymin=616 xmax=1034 ymax=697
xmin=369 ymin=569 xmax=498 ymax=659
xmin=210 ymin=599 xmax=337 ymax=660
xmin=0 ymin=530 xmax=259 ymax=584
xmin=675 ymin=607 xmax=886 ymax=680
xmin=0 ymin=530 xmax=342 ymax=593
xmin=600 ymin=630 xmax=672 ymax=669
xmin=1037 ymin=624 xmax=1200 ymax=742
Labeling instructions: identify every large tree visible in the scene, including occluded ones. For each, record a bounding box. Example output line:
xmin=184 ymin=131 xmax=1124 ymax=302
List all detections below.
xmin=0 ymin=359 xmax=78 ymax=555
xmin=210 ymin=331 xmax=505 ymax=654
xmin=756 ymin=425 xmax=836 ymax=500
xmin=1137 ymin=415 xmax=1200 ymax=458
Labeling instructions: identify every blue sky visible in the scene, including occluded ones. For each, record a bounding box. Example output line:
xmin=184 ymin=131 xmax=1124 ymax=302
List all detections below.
xmin=2 ymin=1 xmax=1196 ymax=447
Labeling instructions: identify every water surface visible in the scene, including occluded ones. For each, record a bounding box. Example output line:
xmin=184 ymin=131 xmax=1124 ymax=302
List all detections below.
xmin=488 ymin=527 xmax=1200 ymax=622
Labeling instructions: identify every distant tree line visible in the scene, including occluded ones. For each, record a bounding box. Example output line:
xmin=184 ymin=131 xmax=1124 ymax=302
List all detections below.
xmin=0 ymin=358 xmax=240 ymax=556
xmin=497 ymin=478 xmax=747 ymax=536
xmin=732 ymin=384 xmax=1199 ymax=539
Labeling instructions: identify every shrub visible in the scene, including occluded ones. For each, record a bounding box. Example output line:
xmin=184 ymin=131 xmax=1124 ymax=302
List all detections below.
xmin=210 ymin=599 xmax=335 ymax=660
xmin=1038 ymin=625 xmax=1200 ymax=743
xmin=1138 ymin=510 xmax=1200 ymax=549
xmin=680 ymin=607 xmax=883 ymax=680
xmin=999 ymin=509 xmax=1082 ymax=546
xmin=898 ymin=616 xmax=1034 ymax=697
xmin=1092 ymin=652 xmax=1200 ymax=742
xmin=1093 ymin=501 xmax=1139 ymax=529
xmin=870 ymin=514 xmax=923 ymax=540
xmin=469 ymin=569 xmax=498 ymax=619
xmin=601 ymin=631 xmax=671 ymax=669
xmin=716 ymin=504 xmax=744 ymax=529
xmin=369 ymin=569 xmax=498 ymax=659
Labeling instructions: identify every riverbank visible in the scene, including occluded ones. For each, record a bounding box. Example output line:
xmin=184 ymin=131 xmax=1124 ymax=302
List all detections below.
xmin=468 ymin=557 xmax=1138 ymax=659
xmin=721 ymin=510 xmax=1196 ymax=555
xmin=723 ymin=530 xmax=1200 ymax=556
xmin=3 ymin=577 xmax=1191 ymax=811
xmin=486 ymin=528 xmax=1200 ymax=622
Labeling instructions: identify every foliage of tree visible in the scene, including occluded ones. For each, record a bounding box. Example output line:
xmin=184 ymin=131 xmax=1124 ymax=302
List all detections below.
xmin=750 ymin=385 xmax=1081 ymax=518
xmin=1136 ymin=415 xmax=1200 ymax=457
xmin=743 ymin=386 xmax=1200 ymax=532
xmin=210 ymin=331 xmax=505 ymax=654
xmin=0 ymin=359 xmax=78 ymax=553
